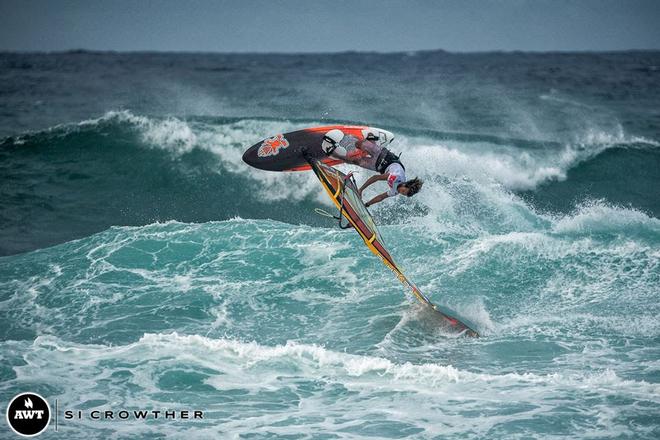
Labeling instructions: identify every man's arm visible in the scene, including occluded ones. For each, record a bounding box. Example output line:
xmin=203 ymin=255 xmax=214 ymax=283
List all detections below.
xmin=365 ymin=192 xmax=389 ymax=208
xmin=359 ymin=174 xmax=388 ymax=196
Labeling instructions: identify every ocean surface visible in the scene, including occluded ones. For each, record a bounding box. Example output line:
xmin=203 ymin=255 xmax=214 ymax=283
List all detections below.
xmin=1 ymin=51 xmax=659 ymax=439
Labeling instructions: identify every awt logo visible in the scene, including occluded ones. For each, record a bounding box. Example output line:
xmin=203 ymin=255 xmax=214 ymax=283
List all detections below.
xmin=6 ymin=393 xmax=51 ymax=437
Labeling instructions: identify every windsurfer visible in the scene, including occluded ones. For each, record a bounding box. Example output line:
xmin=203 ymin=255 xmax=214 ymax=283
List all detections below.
xmin=320 ymin=129 xmax=423 ymax=207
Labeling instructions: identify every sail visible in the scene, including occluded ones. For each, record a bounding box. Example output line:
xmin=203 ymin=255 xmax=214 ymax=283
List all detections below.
xmin=309 ymin=159 xmax=478 ymax=337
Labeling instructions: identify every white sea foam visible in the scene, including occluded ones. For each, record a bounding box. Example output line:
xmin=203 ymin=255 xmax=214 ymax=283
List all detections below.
xmin=442 ymin=227 xmax=657 ymax=279
xmin=552 ymin=202 xmax=660 ymax=235
xmin=12 ymin=332 xmax=660 ymax=398
xmin=5 ymin=327 xmax=656 ymax=440
xmin=575 ymin=124 xmax=660 ymax=148
xmin=397 ymin=137 xmax=589 ymax=191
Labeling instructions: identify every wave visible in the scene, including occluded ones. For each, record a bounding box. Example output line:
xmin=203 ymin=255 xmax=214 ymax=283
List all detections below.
xmin=4 ymin=110 xmax=657 ymax=193
xmin=8 ymin=332 xmax=656 ymax=394
xmin=2 ymin=213 xmax=656 ymax=350
xmin=6 ymin=110 xmax=656 ymax=180
xmin=552 ymin=202 xmax=660 ymax=235
xmin=1 ymin=110 xmax=658 ymax=256
xmin=3 ymin=331 xmax=655 ymax=438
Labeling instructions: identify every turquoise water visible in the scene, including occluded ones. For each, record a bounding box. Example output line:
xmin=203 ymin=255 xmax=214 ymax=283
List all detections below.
xmin=1 ymin=51 xmax=660 ymax=438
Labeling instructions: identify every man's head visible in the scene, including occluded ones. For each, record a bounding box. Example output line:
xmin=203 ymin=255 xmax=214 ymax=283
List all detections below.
xmin=397 ymin=178 xmax=423 ymax=197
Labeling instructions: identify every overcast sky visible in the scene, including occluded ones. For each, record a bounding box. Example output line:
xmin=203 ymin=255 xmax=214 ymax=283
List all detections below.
xmin=1 ymin=0 xmax=659 ymax=53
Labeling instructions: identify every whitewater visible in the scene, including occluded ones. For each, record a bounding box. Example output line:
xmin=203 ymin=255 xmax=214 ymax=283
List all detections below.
xmin=1 ymin=51 xmax=659 ymax=439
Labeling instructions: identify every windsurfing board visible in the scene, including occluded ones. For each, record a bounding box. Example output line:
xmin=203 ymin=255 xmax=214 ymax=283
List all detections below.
xmin=242 ymin=125 xmax=394 ymax=172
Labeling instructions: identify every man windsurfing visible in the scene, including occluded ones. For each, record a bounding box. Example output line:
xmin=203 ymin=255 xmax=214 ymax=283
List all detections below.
xmin=320 ymin=129 xmax=423 ymax=207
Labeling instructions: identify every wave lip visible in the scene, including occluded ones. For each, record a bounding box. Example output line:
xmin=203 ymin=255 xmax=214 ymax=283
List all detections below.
xmin=552 ymin=202 xmax=660 ymax=236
